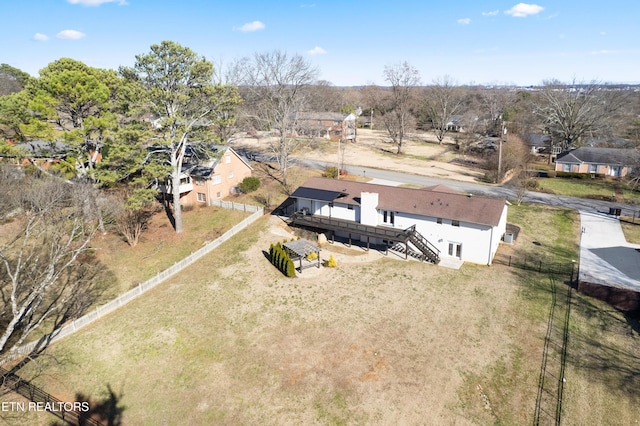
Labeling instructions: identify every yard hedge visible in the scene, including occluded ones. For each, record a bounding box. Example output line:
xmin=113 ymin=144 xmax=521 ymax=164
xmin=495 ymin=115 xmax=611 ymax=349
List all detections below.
xmin=269 ymin=242 xmax=296 ymax=277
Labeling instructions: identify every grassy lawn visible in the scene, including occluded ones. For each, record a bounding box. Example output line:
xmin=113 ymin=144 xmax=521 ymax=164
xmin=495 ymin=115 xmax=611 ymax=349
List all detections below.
xmin=536 ymin=177 xmax=640 ymax=203
xmin=92 ymin=205 xmax=249 ymax=294
xmin=621 ymin=219 xmax=640 ymax=244
xmin=8 ymin=204 xmax=640 ymax=425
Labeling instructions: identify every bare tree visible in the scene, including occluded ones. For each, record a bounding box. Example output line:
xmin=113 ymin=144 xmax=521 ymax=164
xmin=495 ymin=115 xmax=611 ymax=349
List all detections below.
xmin=0 ymin=175 xmax=105 ymax=357
xmin=534 ymin=80 xmax=626 ymax=152
xmin=423 ymin=75 xmax=465 ymax=144
xmin=236 ymin=51 xmax=318 ymax=189
xmin=111 ymin=189 xmax=159 ymax=247
xmin=381 ymin=62 xmax=420 ymax=154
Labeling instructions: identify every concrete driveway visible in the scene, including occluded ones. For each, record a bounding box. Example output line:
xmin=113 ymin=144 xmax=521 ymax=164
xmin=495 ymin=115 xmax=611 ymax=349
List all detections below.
xmin=579 ymin=211 xmax=640 ymax=291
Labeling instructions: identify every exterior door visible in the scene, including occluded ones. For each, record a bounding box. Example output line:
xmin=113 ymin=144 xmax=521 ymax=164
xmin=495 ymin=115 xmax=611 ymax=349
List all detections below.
xmin=448 ymin=242 xmax=462 ymax=259
xmin=610 ymin=166 xmax=621 ymax=177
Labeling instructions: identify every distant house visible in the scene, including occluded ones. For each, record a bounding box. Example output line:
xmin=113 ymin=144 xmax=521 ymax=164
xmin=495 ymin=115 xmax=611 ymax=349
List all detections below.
xmin=445 ymin=115 xmax=465 ymax=132
xmin=522 ymin=133 xmax=552 ymax=155
xmin=555 ymin=147 xmax=637 ymax=177
xmin=295 ymin=112 xmax=357 ymax=142
xmin=288 ymin=177 xmax=508 ymax=265
xmin=158 ymin=146 xmax=253 ymax=206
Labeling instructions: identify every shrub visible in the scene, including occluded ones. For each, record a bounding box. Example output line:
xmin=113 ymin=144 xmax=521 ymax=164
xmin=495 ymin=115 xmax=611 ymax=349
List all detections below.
xmin=268 ymin=242 xmax=296 ymax=277
xmin=286 ymin=259 xmax=296 ymax=277
xmin=546 ymin=171 xmax=557 ymax=178
xmin=556 ymin=171 xmax=590 ymax=179
xmin=322 ymin=166 xmax=339 ymax=179
xmin=325 ymin=255 xmax=337 ymax=267
xmin=306 ymin=252 xmax=318 ymax=261
xmin=238 ymin=176 xmax=261 ymax=193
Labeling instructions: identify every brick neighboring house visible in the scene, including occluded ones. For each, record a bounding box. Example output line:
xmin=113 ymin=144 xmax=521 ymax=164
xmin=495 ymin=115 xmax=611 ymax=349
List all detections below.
xmin=555 ymin=147 xmax=637 ymax=177
xmin=159 ymin=146 xmax=253 ymax=206
xmin=295 ymin=112 xmax=357 ymax=141
xmin=288 ymin=177 xmax=508 ymax=265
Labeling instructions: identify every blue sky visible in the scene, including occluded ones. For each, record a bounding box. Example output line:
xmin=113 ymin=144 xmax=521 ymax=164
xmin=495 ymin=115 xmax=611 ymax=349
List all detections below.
xmin=3 ymin=0 xmax=639 ymax=86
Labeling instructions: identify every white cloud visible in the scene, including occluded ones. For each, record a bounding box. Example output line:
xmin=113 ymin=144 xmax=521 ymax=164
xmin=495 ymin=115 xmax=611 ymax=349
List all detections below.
xmin=307 ymin=46 xmax=327 ymax=55
xmin=67 ymin=0 xmax=127 ymax=5
xmin=57 ymin=29 xmax=86 ymax=40
xmin=457 ymin=18 xmax=471 ymax=25
xmin=235 ymin=21 xmax=265 ymax=32
xmin=482 ymin=10 xmax=499 ymax=16
xmin=505 ymin=3 xmax=544 ymax=17
xmin=33 ymin=33 xmax=49 ymax=41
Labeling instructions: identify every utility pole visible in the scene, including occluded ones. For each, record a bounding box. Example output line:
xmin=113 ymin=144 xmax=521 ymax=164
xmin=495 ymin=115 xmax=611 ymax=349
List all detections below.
xmin=497 ymin=120 xmax=506 ymax=183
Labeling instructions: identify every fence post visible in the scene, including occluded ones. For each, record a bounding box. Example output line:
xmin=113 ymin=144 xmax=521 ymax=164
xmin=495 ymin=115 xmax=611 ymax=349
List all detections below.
xmin=509 ymin=255 xmax=511 ymax=267
xmin=539 ymin=260 xmax=542 ymax=272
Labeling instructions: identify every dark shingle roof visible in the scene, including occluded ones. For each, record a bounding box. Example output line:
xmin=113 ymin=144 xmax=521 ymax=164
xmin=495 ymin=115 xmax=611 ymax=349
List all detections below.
xmin=16 ymin=140 xmax=69 ymax=158
xmin=293 ymin=177 xmax=506 ymax=227
xmin=556 ymin=147 xmax=637 ymax=165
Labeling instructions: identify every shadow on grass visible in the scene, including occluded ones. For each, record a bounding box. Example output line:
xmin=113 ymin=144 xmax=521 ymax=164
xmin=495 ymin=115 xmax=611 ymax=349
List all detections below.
xmin=46 ymin=384 xmax=125 ymax=426
xmin=567 ymin=292 xmax=640 ymax=397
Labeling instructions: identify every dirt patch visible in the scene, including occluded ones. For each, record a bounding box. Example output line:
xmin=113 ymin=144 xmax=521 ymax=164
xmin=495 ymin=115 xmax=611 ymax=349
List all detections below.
xmin=231 ymin=129 xmax=485 ymax=183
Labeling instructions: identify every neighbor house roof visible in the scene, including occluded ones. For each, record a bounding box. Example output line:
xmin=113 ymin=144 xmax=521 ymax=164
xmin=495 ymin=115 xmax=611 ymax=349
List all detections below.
xmin=296 ymin=112 xmax=351 ymax=122
xmin=16 ymin=140 xmax=69 ymax=158
xmin=523 ymin=133 xmax=551 ymax=147
xmin=556 ymin=147 xmax=637 ymax=165
xmin=291 ymin=177 xmax=506 ymax=227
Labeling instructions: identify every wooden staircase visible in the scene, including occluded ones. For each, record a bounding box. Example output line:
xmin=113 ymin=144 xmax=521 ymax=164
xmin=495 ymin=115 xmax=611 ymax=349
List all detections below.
xmin=390 ymin=225 xmax=440 ymax=264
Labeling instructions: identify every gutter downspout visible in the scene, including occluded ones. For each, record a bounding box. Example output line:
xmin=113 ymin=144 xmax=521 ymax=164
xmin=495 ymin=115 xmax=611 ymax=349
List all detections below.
xmin=488 ymin=225 xmax=494 ymax=266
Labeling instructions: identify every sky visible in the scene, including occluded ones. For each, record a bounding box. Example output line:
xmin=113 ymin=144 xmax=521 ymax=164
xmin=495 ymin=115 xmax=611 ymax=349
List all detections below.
xmin=2 ymin=0 xmax=639 ymax=87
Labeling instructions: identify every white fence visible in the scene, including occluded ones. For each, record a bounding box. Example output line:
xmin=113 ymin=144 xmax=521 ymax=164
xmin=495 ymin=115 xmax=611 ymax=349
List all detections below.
xmin=209 ymin=199 xmax=262 ymax=213
xmin=2 ymin=203 xmax=264 ymax=364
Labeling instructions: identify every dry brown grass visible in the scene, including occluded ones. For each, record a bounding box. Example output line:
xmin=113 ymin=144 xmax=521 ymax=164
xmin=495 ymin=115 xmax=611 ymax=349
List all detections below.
xmin=11 ymin=205 xmax=640 ymax=426
xmin=91 ymin=206 xmax=248 ymax=294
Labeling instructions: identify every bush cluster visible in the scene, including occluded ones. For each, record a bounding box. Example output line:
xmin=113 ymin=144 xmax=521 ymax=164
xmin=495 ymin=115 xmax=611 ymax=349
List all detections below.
xmin=322 ymin=166 xmax=339 ymax=179
xmin=238 ymin=176 xmax=261 ymax=193
xmin=269 ymin=242 xmax=296 ymax=277
xmin=555 ymin=171 xmax=591 ymax=180
xmin=325 ymin=254 xmax=337 ymax=267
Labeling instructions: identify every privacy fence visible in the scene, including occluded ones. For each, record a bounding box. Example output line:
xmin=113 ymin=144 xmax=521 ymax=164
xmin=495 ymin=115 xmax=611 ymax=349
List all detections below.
xmin=1 ymin=203 xmax=264 ymax=365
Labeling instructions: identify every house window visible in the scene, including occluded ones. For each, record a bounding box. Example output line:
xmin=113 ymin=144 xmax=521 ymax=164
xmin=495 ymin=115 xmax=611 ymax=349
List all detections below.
xmin=195 ymin=178 xmax=205 ymax=186
xmin=588 ymin=164 xmax=597 ymax=173
xmin=228 ymin=171 xmax=234 ymax=178
xmin=180 ymin=177 xmax=191 ymax=185
xmin=212 ymin=175 xmax=222 ymax=185
xmin=382 ymin=210 xmax=395 ymax=225
xmin=225 ymin=155 xmax=231 ymax=164
xmin=197 ymin=192 xmax=206 ymax=203
xmin=562 ymin=163 xmax=571 ymax=172
xmin=216 ymin=191 xmax=221 ymax=198
xmin=437 ymin=218 xmax=442 ymax=225
xmin=347 ymin=204 xmax=353 ymax=210
xmin=452 ymin=220 xmax=460 ymax=227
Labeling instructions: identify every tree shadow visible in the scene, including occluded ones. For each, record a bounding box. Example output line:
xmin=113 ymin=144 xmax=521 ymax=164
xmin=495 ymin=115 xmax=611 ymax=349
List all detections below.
xmin=567 ymin=292 xmax=640 ymax=397
xmin=158 ymin=193 xmax=176 ymax=230
xmin=45 ymin=384 xmax=125 ymax=426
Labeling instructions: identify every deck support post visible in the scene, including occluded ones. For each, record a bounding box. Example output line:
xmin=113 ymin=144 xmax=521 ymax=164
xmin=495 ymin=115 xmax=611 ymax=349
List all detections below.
xmin=367 ymin=236 xmax=370 ymax=251
xmin=348 ymin=233 xmax=351 ymax=247
xmin=405 ymin=241 xmax=409 ymax=259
